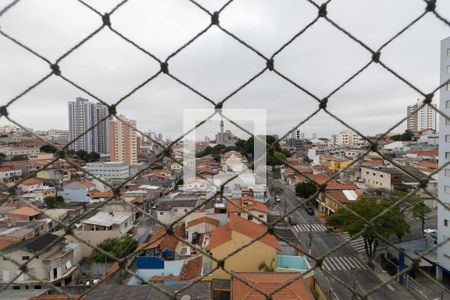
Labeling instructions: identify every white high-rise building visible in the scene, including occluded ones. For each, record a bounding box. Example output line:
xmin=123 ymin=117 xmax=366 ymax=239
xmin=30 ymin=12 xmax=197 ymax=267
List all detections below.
xmin=407 ymin=99 xmax=436 ymax=132
xmin=437 ymin=36 xmax=450 ymax=280
xmin=68 ymin=97 xmax=109 ymax=154
xmin=330 ymin=130 xmax=364 ymax=146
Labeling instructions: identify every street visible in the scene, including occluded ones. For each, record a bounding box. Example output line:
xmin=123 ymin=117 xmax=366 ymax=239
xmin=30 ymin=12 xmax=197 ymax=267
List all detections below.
xmin=269 ymin=179 xmax=413 ymax=300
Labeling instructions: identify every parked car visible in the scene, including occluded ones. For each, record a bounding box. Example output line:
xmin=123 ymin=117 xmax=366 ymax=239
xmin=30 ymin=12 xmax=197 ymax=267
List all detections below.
xmin=288 ymin=216 xmax=297 ymax=226
xmin=305 ymin=207 xmax=314 ymax=215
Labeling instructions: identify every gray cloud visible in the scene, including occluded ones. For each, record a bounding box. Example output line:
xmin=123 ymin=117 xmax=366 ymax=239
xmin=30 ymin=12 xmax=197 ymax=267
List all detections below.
xmin=0 ymin=0 xmax=449 ymax=140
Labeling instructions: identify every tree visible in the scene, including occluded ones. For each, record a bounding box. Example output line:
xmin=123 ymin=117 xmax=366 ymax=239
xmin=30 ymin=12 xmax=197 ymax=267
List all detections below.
xmin=295 ymin=181 xmax=318 ymax=199
xmin=0 ymin=153 xmax=6 ymax=162
xmin=11 ymin=155 xmax=28 ymax=161
xmin=388 ymin=192 xmax=431 ymax=238
xmin=40 ymin=144 xmax=58 ymax=153
xmin=393 ymin=129 xmax=414 ymax=141
xmin=244 ymin=136 xmax=283 ymax=166
xmin=75 ymin=150 xmax=89 ymax=162
xmin=90 ymin=235 xmax=138 ymax=262
xmin=258 ymin=257 xmax=275 ymax=272
xmin=44 ymin=196 xmax=65 ymax=208
xmin=411 ymin=201 xmax=431 ymax=238
xmin=235 ymin=139 xmax=246 ymax=150
xmin=88 ymin=151 xmax=100 ymax=162
xmin=326 ymin=195 xmax=410 ymax=264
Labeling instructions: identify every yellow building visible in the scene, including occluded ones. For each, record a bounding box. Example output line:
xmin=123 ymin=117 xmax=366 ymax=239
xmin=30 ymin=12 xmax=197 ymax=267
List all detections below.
xmin=204 ymin=215 xmax=280 ymax=280
xmin=36 ymin=169 xmax=71 ymax=182
xmin=320 ymin=155 xmax=352 ymax=172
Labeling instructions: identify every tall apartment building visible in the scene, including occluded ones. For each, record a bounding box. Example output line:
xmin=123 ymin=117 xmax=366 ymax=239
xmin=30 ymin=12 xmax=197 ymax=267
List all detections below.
xmin=407 ymin=100 xmax=436 ymax=133
xmin=406 ymin=102 xmax=418 ymax=132
xmin=109 ymin=116 xmax=138 ymax=165
xmin=330 ymin=130 xmax=364 ymax=146
xmin=68 ymin=97 xmax=109 ymax=154
xmin=437 ymin=36 xmax=450 ymax=280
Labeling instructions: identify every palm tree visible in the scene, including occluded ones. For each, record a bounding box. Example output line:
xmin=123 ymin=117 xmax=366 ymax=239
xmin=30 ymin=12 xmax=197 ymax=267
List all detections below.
xmin=258 ymin=257 xmax=276 ymax=272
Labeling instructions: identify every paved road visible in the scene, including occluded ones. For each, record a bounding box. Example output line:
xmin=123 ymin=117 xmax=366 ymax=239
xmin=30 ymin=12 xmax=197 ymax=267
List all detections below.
xmin=269 ymin=179 xmax=414 ymax=300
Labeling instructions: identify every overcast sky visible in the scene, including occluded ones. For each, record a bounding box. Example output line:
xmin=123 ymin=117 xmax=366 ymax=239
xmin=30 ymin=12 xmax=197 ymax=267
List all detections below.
xmin=0 ymin=0 xmax=449 ymax=141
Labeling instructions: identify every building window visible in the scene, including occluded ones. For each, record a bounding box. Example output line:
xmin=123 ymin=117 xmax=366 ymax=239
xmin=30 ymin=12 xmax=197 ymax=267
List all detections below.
xmin=22 ymin=256 xmax=29 ymax=261
xmin=448 ymin=48 xmax=450 ymax=56
xmin=247 ymin=215 xmax=253 ymax=221
xmin=159 ymin=212 xmax=164 ymax=215
xmin=445 ymin=169 xmax=450 ymax=177
xmin=445 ymin=219 xmax=448 ymax=227
xmin=448 ymin=65 xmax=450 ymax=74
xmin=446 ymin=152 xmax=450 ymax=160
xmin=445 ymin=186 xmax=450 ymax=194
xmin=447 ymin=83 xmax=450 ymax=91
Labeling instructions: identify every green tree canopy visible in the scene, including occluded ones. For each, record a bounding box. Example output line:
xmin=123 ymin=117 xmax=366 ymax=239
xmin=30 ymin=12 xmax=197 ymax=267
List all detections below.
xmin=295 ymin=181 xmax=318 ymax=199
xmin=90 ymin=235 xmax=138 ymax=262
xmin=0 ymin=153 xmax=6 ymax=162
xmin=44 ymin=196 xmax=65 ymax=208
xmin=88 ymin=151 xmax=100 ymax=162
xmin=326 ymin=195 xmax=410 ymax=263
xmin=11 ymin=155 xmax=28 ymax=161
xmin=245 ymin=135 xmax=284 ymax=166
xmin=393 ymin=129 xmax=414 ymax=141
xmin=75 ymin=150 xmax=89 ymax=161
xmin=40 ymin=144 xmax=58 ymax=153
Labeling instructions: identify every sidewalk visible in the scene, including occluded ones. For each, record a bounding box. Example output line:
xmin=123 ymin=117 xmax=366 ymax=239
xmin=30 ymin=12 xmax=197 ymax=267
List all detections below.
xmin=371 ymin=259 xmax=417 ymax=300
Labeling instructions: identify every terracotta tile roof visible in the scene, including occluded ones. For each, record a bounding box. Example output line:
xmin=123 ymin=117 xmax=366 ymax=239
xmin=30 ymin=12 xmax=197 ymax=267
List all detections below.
xmin=187 ymin=216 xmax=220 ymax=229
xmin=303 ymin=175 xmax=356 ymax=190
xmin=326 ymin=191 xmax=351 ymax=204
xmin=326 ymin=181 xmax=357 ymax=190
xmin=20 ymin=177 xmax=44 ymax=186
xmin=139 ymin=227 xmax=183 ymax=251
xmin=304 ymin=174 xmax=330 ymax=184
xmin=8 ymin=206 xmax=41 ymax=217
xmin=179 ymin=255 xmax=202 ymax=280
xmin=149 ymin=275 xmax=179 ymax=281
xmin=408 ymin=149 xmax=438 ymax=157
xmin=207 ymin=222 xmax=232 ymax=250
xmin=0 ymin=166 xmax=16 ymax=171
xmin=362 ymin=159 xmax=384 ymax=166
xmin=208 ymin=215 xmax=280 ymax=250
xmin=417 ymin=161 xmax=438 ymax=169
xmin=76 ymin=180 xmax=95 ymax=187
xmin=89 ymin=190 xmax=114 ymax=198
xmin=231 ymin=272 xmax=313 ymax=300
xmin=227 ymin=196 xmax=269 ymax=214
xmin=0 ymin=238 xmax=17 ymax=250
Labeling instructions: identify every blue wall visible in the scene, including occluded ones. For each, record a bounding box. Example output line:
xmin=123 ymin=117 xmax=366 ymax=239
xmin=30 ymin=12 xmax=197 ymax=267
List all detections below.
xmin=136 ymin=256 xmax=164 ymax=269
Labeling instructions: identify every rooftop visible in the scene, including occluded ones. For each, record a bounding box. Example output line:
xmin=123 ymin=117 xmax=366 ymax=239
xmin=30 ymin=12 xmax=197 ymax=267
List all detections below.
xmin=208 ymin=215 xmax=280 ymax=250
xmin=186 ymin=216 xmax=220 ymax=229
xmin=231 ymin=272 xmax=313 ymax=300
xmin=3 ymin=233 xmax=60 ymax=253
xmin=8 ymin=206 xmax=41 ymax=217
xmin=227 ymin=196 xmax=269 ymax=214
xmin=82 ymin=211 xmax=132 ymax=227
xmin=20 ymin=177 xmax=45 ymax=186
